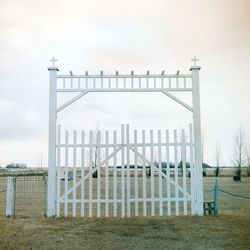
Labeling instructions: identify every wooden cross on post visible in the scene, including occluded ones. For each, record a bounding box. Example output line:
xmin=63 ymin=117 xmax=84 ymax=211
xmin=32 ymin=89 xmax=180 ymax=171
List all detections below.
xmin=49 ymin=56 xmax=58 ymax=67
xmin=191 ymin=56 xmax=199 ymax=67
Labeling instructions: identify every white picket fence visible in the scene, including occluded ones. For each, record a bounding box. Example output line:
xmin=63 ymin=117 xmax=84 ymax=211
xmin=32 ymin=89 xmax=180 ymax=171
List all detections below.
xmin=56 ymin=124 xmax=195 ymax=217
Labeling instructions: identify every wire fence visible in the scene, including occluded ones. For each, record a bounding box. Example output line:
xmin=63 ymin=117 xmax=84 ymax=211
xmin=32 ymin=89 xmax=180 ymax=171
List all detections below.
xmin=204 ymin=186 xmax=250 ymax=200
xmin=0 ymin=172 xmax=47 ymax=218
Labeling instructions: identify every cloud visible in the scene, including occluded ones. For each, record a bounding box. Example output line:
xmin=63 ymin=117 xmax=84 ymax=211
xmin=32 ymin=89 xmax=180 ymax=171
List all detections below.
xmin=0 ymin=98 xmax=47 ymax=141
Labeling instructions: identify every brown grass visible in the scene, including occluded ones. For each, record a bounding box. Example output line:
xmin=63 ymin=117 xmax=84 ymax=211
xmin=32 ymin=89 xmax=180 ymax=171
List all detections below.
xmin=0 ymin=215 xmax=250 ymax=249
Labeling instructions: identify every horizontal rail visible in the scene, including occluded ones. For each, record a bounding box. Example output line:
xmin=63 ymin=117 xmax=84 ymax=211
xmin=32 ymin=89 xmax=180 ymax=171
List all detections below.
xmin=56 ymin=142 xmax=194 ymax=147
xmin=57 ymin=74 xmax=192 ymax=79
xmin=60 ymin=197 xmax=191 ymax=203
xmin=56 ymin=88 xmax=193 ymax=93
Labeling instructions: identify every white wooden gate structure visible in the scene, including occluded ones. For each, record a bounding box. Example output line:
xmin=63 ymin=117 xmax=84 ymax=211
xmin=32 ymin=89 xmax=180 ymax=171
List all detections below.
xmin=47 ymin=57 xmax=203 ymax=217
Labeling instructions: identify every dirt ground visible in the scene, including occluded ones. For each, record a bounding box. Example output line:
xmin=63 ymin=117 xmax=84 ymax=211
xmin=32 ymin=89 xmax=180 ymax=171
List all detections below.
xmin=0 ymin=176 xmax=250 ymax=249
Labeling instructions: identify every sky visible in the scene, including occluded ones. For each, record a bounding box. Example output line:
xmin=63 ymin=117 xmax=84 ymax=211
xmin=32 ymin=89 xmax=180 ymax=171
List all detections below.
xmin=0 ymin=0 xmax=250 ymax=167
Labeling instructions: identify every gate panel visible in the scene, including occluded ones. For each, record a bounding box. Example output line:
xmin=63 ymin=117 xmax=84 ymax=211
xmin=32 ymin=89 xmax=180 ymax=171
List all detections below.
xmin=56 ymin=124 xmax=194 ymax=217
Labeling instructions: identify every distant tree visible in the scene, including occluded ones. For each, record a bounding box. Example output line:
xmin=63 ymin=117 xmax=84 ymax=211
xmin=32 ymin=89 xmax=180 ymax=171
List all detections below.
xmin=89 ymin=126 xmax=103 ymax=178
xmin=246 ymin=145 xmax=250 ymax=177
xmin=232 ymin=127 xmax=247 ymax=177
xmin=215 ymin=142 xmax=221 ymax=177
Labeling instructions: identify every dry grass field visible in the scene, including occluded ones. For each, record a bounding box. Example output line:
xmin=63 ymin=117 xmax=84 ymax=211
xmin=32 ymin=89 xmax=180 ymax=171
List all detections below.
xmin=0 ymin=176 xmax=250 ymax=249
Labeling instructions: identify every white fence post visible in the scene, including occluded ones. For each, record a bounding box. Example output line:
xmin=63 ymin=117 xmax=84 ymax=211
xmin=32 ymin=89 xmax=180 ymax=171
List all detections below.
xmin=191 ymin=61 xmax=204 ymax=216
xmin=47 ymin=60 xmax=58 ymax=217
xmin=6 ymin=176 xmax=15 ymax=217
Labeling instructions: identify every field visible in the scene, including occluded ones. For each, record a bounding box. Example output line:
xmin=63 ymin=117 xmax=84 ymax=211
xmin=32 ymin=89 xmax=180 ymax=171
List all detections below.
xmin=0 ymin=176 xmax=250 ymax=249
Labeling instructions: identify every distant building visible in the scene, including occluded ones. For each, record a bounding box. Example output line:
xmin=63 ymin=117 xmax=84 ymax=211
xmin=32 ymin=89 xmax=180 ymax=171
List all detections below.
xmin=6 ymin=163 xmax=27 ymax=169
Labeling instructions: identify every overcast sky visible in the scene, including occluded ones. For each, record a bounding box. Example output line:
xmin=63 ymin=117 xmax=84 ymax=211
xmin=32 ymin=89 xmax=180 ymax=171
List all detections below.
xmin=0 ymin=0 xmax=250 ymax=167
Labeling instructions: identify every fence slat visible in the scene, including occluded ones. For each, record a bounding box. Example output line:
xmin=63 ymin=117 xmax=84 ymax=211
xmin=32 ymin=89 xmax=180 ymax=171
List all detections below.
xmin=80 ymin=131 xmax=85 ymax=217
xmin=158 ymin=130 xmax=163 ymax=216
xmin=142 ymin=130 xmax=147 ymax=216
xmin=89 ymin=131 xmax=93 ymax=217
xmin=121 ymin=125 xmax=125 ymax=217
xmin=97 ymin=131 xmax=101 ymax=217
xmin=134 ymin=129 xmax=139 ymax=216
xmin=150 ymin=129 xmax=155 ymax=216
xmin=126 ymin=124 xmax=131 ymax=217
xmin=113 ymin=130 xmax=117 ymax=217
xmin=189 ymin=124 xmax=195 ymax=215
xmin=72 ymin=130 xmax=77 ymax=217
xmin=105 ymin=130 xmax=109 ymax=217
xmin=182 ymin=129 xmax=187 ymax=215
xmin=56 ymin=125 xmax=61 ymax=217
xmin=174 ymin=129 xmax=179 ymax=215
xmin=166 ymin=130 xmax=171 ymax=215
xmin=64 ymin=130 xmax=69 ymax=216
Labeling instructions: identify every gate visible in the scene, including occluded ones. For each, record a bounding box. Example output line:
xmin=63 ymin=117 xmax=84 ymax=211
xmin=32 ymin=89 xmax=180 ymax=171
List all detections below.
xmin=56 ymin=124 xmax=195 ymax=217
xmin=48 ymin=57 xmax=204 ymax=217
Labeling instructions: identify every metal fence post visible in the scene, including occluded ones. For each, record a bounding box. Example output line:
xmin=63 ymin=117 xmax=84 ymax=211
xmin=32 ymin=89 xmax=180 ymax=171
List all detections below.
xmin=6 ymin=176 xmax=15 ymax=217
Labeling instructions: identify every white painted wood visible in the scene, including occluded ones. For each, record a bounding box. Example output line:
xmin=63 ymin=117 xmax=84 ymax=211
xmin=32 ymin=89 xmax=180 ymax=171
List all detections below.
xmin=57 ymin=73 xmax=192 ymax=79
xmin=57 ymin=142 xmax=193 ymax=148
xmin=80 ymin=131 xmax=85 ymax=217
xmin=126 ymin=124 xmax=131 ymax=217
xmin=109 ymin=77 xmax=111 ymax=88
xmin=61 ymin=147 xmax=123 ymax=200
xmin=64 ymin=130 xmax=69 ymax=217
xmin=105 ymin=130 xmax=109 ymax=217
xmin=181 ymin=129 xmax=188 ymax=215
xmin=174 ymin=129 xmax=179 ymax=215
xmin=57 ymin=88 xmax=192 ymax=93
xmin=191 ymin=64 xmax=204 ymax=216
xmin=134 ymin=129 xmax=139 ymax=216
xmin=48 ymin=65 xmax=58 ymax=217
xmin=150 ymin=129 xmax=155 ymax=216
xmin=57 ymin=91 xmax=89 ymax=113
xmin=56 ymin=125 xmax=61 ymax=217
xmin=72 ymin=130 xmax=77 ymax=217
xmin=121 ymin=125 xmax=125 ymax=217
xmin=113 ymin=130 xmax=117 ymax=217
xmin=6 ymin=176 xmax=15 ymax=217
xmin=101 ymin=76 xmax=103 ymax=88
xmin=158 ymin=130 xmax=163 ymax=216
xmin=97 ymin=130 xmax=101 ymax=217
xmin=116 ymin=77 xmax=118 ymax=89
xmin=89 ymin=131 xmax=93 ymax=217
xmin=161 ymin=90 xmax=193 ymax=112
xmin=189 ymin=124 xmax=195 ymax=215
xmin=166 ymin=130 xmax=171 ymax=216
xmin=142 ymin=129 xmax=147 ymax=216
xmin=50 ymin=60 xmax=203 ymax=218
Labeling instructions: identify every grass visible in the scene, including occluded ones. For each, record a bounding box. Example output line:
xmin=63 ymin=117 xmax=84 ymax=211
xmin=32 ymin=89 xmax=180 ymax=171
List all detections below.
xmin=0 ymin=176 xmax=250 ymax=249
xmin=0 ymin=215 xmax=250 ymax=249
